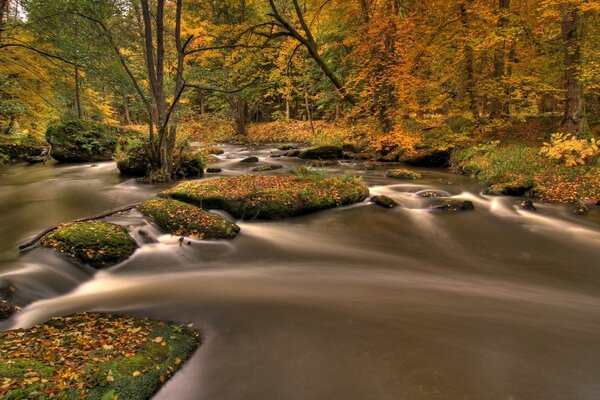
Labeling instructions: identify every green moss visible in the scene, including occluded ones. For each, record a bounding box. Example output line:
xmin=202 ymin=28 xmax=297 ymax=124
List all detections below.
xmin=0 ymin=313 xmax=199 ymax=400
xmin=160 ymin=174 xmax=370 ymax=220
xmin=201 ymin=146 xmax=224 ymax=155
xmin=41 ymin=221 xmax=137 ymax=268
xmin=138 ymin=198 xmax=240 ymax=239
xmin=45 ymin=120 xmax=138 ymax=163
xmin=386 ymin=168 xmax=422 ymax=180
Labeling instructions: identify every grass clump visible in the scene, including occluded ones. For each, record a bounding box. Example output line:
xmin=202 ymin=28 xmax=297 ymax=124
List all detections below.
xmin=161 ymin=174 xmax=370 ymax=220
xmin=138 ymin=198 xmax=240 ymax=239
xmin=386 ymin=168 xmax=422 ymax=180
xmin=41 ymin=221 xmax=137 ymax=268
xmin=0 ymin=313 xmax=199 ymax=400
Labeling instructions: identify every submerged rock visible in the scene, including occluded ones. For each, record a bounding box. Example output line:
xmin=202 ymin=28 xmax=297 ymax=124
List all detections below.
xmin=41 ymin=221 xmax=137 ymax=268
xmin=206 ymin=167 xmax=222 ymax=173
xmin=432 ymin=200 xmax=475 ymax=212
xmin=516 ymin=200 xmax=537 ymax=211
xmin=278 ymin=144 xmax=299 ymax=151
xmin=371 ymin=195 xmax=399 ymax=209
xmin=573 ymin=201 xmax=589 ymax=215
xmin=307 ymin=159 xmax=340 ymax=167
xmin=252 ymin=164 xmax=283 ymax=172
xmin=0 ymin=300 xmax=15 ymax=321
xmin=286 ymin=149 xmax=302 ymax=157
xmin=45 ymin=120 xmax=136 ymax=163
xmin=161 ymin=174 xmax=370 ymax=220
xmin=0 ymin=279 xmax=15 ymax=300
xmin=240 ymin=156 xmax=259 ymax=163
xmin=299 ymin=146 xmax=343 ymax=160
xmin=386 ymin=168 xmax=422 ymax=180
xmin=0 ymin=279 xmax=15 ymax=321
xmin=139 ymin=198 xmax=240 ymax=240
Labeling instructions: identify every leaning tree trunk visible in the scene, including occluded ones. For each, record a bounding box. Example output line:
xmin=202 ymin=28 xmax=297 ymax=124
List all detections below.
xmin=560 ymin=4 xmax=586 ymax=137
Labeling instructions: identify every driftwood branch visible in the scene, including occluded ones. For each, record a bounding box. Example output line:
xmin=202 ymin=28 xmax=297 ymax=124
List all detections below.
xmin=18 ymin=203 xmax=140 ymax=252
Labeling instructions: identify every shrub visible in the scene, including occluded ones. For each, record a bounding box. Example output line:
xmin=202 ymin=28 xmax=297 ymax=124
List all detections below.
xmin=540 ymin=133 xmax=599 ymax=166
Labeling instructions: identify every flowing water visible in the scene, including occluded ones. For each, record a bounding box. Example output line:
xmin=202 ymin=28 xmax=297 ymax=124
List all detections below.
xmin=1 ymin=146 xmax=599 ymax=400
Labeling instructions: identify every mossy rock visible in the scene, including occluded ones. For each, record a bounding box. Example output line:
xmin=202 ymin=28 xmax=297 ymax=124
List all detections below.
xmin=201 ymin=146 xmax=224 ymax=155
xmin=252 ymin=164 xmax=283 ymax=172
xmin=299 ymin=146 xmax=343 ymax=160
xmin=400 ymin=149 xmax=451 ymax=167
xmin=386 ymin=168 xmax=422 ymax=180
xmin=116 ymin=141 xmax=204 ymax=180
xmin=161 ymin=175 xmax=370 ymax=220
xmin=0 ymin=313 xmax=199 ymax=399
xmin=485 ymin=174 xmax=534 ymax=196
xmin=371 ymin=195 xmax=399 ymax=209
xmin=138 ymin=198 xmax=240 ymax=240
xmin=45 ymin=120 xmax=137 ymax=163
xmin=41 ymin=221 xmax=137 ymax=268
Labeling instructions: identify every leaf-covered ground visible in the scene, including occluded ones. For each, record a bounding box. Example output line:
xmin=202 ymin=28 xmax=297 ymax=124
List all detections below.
xmin=138 ymin=198 xmax=240 ymax=239
xmin=0 ymin=313 xmax=199 ymax=399
xmin=161 ymin=174 xmax=370 ymax=220
xmin=452 ymin=144 xmax=600 ymax=203
xmin=41 ymin=221 xmax=137 ymax=268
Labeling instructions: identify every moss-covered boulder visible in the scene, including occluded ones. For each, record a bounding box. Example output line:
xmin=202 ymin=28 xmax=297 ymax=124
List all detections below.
xmin=400 ymin=148 xmax=451 ymax=167
xmin=432 ymin=200 xmax=475 ymax=212
xmin=116 ymin=140 xmax=204 ymax=180
xmin=299 ymin=146 xmax=343 ymax=160
xmin=0 ymin=313 xmax=199 ymax=399
xmin=386 ymin=168 xmax=422 ymax=180
xmin=45 ymin=120 xmax=136 ymax=163
xmin=252 ymin=164 xmax=283 ymax=172
xmin=138 ymin=198 xmax=240 ymax=240
xmin=201 ymin=146 xmax=224 ymax=155
xmin=41 ymin=221 xmax=137 ymax=268
xmin=371 ymin=195 xmax=399 ymax=209
xmin=161 ymin=175 xmax=370 ymax=220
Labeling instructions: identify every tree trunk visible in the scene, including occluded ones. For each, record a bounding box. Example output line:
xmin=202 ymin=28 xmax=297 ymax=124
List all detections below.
xmin=460 ymin=1 xmax=478 ymax=119
xmin=489 ymin=0 xmax=509 ymax=119
xmin=304 ymin=85 xmax=315 ymax=136
xmin=560 ymin=4 xmax=585 ymax=137
xmin=124 ymin=102 xmax=133 ymax=125
xmin=74 ymin=64 xmax=82 ymax=119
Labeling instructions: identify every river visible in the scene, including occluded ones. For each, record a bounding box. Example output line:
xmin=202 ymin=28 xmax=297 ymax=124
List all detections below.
xmin=1 ymin=145 xmax=599 ymax=400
